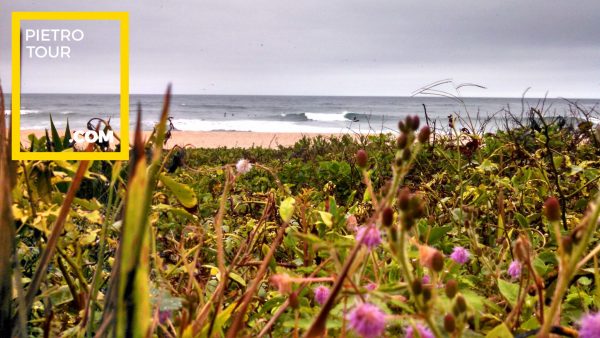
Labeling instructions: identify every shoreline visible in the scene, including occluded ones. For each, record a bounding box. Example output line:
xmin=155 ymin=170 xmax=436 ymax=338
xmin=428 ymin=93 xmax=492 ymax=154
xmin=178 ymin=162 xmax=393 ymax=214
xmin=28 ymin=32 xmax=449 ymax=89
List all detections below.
xmin=19 ymin=130 xmax=359 ymax=149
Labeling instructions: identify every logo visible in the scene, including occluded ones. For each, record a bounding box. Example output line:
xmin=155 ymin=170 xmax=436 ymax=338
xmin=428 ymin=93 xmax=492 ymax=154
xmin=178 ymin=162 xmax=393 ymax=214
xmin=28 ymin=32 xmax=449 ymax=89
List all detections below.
xmin=11 ymin=12 xmax=129 ymax=161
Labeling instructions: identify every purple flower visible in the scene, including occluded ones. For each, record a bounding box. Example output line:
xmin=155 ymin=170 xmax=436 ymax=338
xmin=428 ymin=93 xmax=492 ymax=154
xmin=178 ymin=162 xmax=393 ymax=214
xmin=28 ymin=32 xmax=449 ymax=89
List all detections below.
xmin=347 ymin=303 xmax=387 ymax=338
xmin=422 ymin=275 xmax=431 ymax=284
xmin=508 ymin=260 xmax=522 ymax=279
xmin=158 ymin=310 xmax=171 ymax=324
xmin=356 ymin=225 xmax=382 ymax=250
xmin=580 ymin=312 xmax=600 ymax=338
xmin=405 ymin=323 xmax=435 ymax=338
xmin=450 ymin=246 xmax=470 ymax=265
xmin=366 ymin=282 xmax=378 ymax=291
xmin=313 ymin=285 xmax=330 ymax=306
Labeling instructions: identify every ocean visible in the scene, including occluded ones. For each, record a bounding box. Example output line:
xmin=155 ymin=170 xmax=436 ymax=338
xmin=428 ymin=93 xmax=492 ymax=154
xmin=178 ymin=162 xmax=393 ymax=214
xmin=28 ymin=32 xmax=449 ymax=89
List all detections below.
xmin=3 ymin=94 xmax=599 ymax=133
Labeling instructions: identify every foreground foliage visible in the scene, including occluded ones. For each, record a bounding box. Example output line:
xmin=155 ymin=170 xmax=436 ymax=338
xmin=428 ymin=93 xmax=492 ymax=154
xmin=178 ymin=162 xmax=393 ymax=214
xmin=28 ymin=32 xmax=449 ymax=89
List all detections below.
xmin=2 ymin=88 xmax=600 ymax=337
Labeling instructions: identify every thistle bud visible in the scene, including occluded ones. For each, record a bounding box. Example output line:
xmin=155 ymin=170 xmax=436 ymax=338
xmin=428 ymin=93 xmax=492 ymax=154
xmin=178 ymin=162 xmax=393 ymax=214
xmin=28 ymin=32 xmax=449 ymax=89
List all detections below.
xmin=445 ymin=279 xmax=458 ymax=299
xmin=456 ymin=295 xmax=467 ymax=313
xmin=397 ymin=133 xmax=408 ymax=149
xmin=289 ymin=292 xmax=300 ymax=309
xmin=411 ymin=279 xmax=423 ymax=295
xmin=444 ymin=314 xmax=456 ymax=333
xmin=410 ymin=115 xmax=420 ymax=131
xmin=356 ymin=149 xmax=368 ymax=168
xmin=544 ymin=197 xmax=561 ymax=222
xmin=432 ymin=251 xmax=444 ymax=272
xmin=418 ymin=126 xmax=431 ymax=143
xmin=382 ymin=207 xmax=394 ymax=227
xmin=398 ymin=188 xmax=411 ymax=211
xmin=398 ymin=120 xmax=407 ymax=132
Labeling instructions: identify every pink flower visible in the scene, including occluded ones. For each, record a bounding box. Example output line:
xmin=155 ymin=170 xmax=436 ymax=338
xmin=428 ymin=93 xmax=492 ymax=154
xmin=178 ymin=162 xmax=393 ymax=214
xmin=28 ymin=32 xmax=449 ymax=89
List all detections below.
xmin=422 ymin=275 xmax=431 ymax=284
xmin=356 ymin=225 xmax=382 ymax=250
xmin=366 ymin=282 xmax=378 ymax=291
xmin=347 ymin=303 xmax=387 ymax=338
xmin=450 ymin=246 xmax=470 ymax=265
xmin=405 ymin=323 xmax=434 ymax=338
xmin=508 ymin=260 xmax=522 ymax=280
xmin=235 ymin=159 xmax=252 ymax=174
xmin=579 ymin=312 xmax=600 ymax=338
xmin=313 ymin=285 xmax=330 ymax=306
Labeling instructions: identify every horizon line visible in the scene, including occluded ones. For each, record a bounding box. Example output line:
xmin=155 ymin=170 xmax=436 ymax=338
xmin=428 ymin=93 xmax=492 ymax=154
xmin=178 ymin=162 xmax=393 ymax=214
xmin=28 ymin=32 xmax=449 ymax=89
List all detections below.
xmin=3 ymin=92 xmax=600 ymax=100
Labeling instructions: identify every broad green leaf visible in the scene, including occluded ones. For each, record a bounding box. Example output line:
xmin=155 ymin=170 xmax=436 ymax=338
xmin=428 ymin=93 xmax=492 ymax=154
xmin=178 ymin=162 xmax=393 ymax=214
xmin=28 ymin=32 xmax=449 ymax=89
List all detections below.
xmin=497 ymin=279 xmax=519 ymax=308
xmin=485 ymin=323 xmax=513 ymax=338
xmin=159 ymin=173 xmax=198 ymax=208
xmin=318 ymin=211 xmax=333 ymax=227
xmin=49 ymin=115 xmax=63 ymax=152
xmin=279 ymin=197 xmax=295 ymax=223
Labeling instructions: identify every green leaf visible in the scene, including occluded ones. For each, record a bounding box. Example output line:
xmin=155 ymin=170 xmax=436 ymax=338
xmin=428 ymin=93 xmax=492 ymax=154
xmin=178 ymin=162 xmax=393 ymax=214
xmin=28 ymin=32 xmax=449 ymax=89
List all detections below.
xmin=427 ymin=225 xmax=452 ymax=244
xmin=318 ymin=211 xmax=333 ymax=227
xmin=485 ymin=323 xmax=513 ymax=338
xmin=49 ymin=114 xmax=63 ymax=152
xmin=279 ymin=197 xmax=295 ymax=223
xmin=497 ymin=279 xmax=519 ymax=308
xmin=63 ymin=118 xmax=71 ymax=149
xmin=159 ymin=174 xmax=198 ymax=209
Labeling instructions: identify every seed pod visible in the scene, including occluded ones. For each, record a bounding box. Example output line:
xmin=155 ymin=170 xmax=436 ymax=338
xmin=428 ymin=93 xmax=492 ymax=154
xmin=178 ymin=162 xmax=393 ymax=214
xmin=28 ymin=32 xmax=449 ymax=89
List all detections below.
xmin=397 ymin=133 xmax=408 ymax=149
xmin=445 ymin=279 xmax=458 ymax=299
xmin=418 ymin=126 xmax=431 ymax=143
xmin=411 ymin=279 xmax=423 ymax=295
xmin=456 ymin=294 xmax=467 ymax=313
xmin=382 ymin=207 xmax=394 ymax=227
xmin=398 ymin=188 xmax=411 ymax=211
xmin=544 ymin=197 xmax=561 ymax=222
xmin=432 ymin=251 xmax=445 ymax=272
xmin=356 ymin=149 xmax=368 ymax=168
xmin=444 ymin=314 xmax=456 ymax=333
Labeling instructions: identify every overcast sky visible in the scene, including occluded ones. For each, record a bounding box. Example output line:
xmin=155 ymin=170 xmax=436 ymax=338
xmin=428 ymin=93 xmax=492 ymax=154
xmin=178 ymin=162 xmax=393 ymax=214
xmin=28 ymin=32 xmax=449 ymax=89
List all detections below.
xmin=1 ymin=0 xmax=599 ymax=97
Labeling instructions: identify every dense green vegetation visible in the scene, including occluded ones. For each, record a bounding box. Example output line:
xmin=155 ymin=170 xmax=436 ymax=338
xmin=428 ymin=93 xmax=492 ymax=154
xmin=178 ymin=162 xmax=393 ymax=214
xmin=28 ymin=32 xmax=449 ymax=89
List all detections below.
xmin=2 ymin=88 xmax=600 ymax=337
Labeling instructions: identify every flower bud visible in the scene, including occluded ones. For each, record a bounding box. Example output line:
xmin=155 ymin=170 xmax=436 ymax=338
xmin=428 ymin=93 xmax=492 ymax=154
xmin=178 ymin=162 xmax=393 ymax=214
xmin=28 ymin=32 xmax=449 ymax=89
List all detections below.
xmin=382 ymin=207 xmax=394 ymax=227
xmin=444 ymin=314 xmax=456 ymax=333
xmin=397 ymin=133 xmax=408 ymax=149
xmin=411 ymin=279 xmax=423 ymax=295
xmin=398 ymin=188 xmax=411 ymax=211
xmin=418 ymin=126 xmax=431 ymax=143
xmin=456 ymin=294 xmax=467 ymax=313
xmin=432 ymin=251 xmax=444 ymax=272
xmin=356 ymin=149 xmax=368 ymax=168
xmin=398 ymin=120 xmax=407 ymax=132
xmin=289 ymin=292 xmax=300 ymax=309
xmin=445 ymin=279 xmax=458 ymax=299
xmin=544 ymin=197 xmax=561 ymax=222
xmin=410 ymin=115 xmax=420 ymax=131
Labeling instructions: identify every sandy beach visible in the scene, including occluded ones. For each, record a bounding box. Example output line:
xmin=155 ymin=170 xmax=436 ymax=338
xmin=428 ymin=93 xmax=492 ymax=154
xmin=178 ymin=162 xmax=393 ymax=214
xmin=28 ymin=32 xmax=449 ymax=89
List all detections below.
xmin=19 ymin=130 xmax=351 ymax=149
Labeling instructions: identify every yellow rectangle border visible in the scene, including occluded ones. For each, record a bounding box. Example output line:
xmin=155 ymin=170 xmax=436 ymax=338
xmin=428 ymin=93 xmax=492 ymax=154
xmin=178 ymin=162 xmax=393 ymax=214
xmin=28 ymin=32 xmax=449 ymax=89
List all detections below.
xmin=11 ymin=12 xmax=129 ymax=161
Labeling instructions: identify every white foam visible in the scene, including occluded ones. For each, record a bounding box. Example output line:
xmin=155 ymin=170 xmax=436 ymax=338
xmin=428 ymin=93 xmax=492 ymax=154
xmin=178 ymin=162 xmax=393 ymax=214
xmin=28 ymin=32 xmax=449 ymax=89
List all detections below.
xmin=4 ymin=109 xmax=40 ymax=115
xmin=171 ymin=119 xmax=351 ymax=133
xmin=305 ymin=112 xmax=349 ymax=122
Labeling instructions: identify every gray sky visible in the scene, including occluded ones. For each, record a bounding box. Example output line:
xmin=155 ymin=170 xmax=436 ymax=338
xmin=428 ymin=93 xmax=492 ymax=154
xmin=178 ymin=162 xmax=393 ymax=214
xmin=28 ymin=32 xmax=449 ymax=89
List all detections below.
xmin=1 ymin=0 xmax=599 ymax=97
